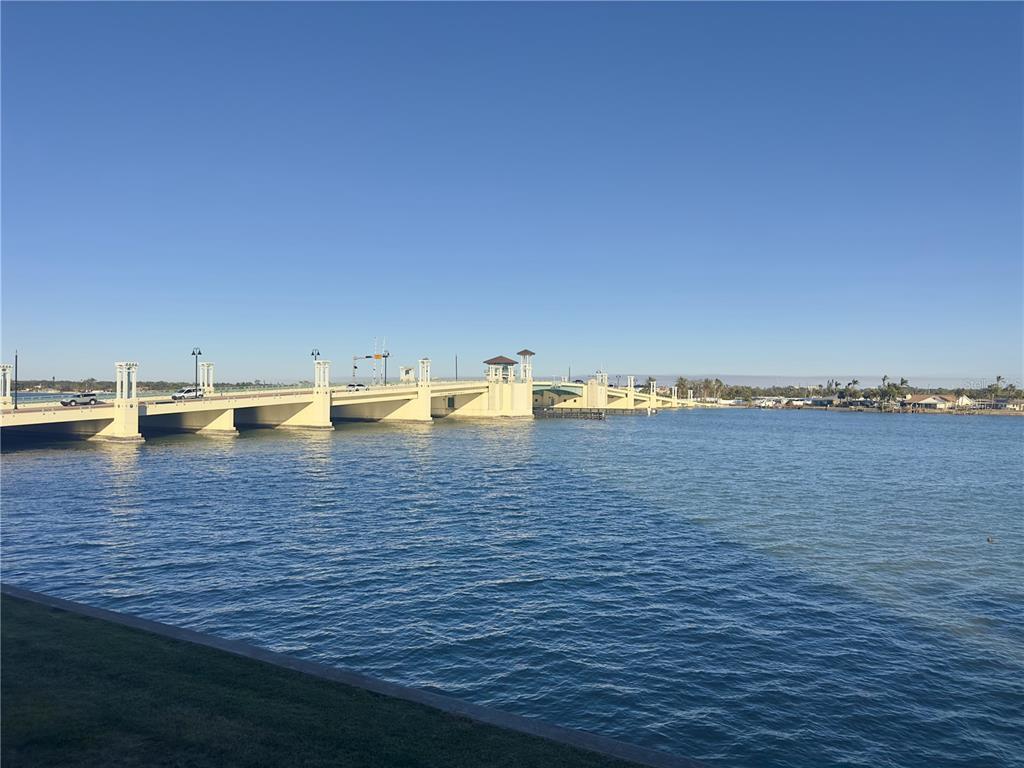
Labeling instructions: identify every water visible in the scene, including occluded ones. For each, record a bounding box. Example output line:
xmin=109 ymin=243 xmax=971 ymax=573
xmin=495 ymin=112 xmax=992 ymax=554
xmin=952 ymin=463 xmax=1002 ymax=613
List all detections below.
xmin=2 ymin=410 xmax=1022 ymax=767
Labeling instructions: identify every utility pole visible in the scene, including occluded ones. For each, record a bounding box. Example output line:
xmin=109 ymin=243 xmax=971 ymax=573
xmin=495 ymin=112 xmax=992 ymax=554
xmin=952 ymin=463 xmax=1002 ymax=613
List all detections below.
xmin=455 ymin=355 xmax=459 ymax=381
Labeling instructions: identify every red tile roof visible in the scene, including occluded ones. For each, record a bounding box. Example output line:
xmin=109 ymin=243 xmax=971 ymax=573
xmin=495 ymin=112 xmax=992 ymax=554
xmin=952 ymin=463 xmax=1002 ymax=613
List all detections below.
xmin=483 ymin=355 xmax=518 ymax=366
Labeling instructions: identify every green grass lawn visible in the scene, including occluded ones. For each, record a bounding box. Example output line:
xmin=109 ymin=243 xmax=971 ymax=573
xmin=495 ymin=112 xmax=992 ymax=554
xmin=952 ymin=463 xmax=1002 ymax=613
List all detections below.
xmin=1 ymin=594 xmax=640 ymax=768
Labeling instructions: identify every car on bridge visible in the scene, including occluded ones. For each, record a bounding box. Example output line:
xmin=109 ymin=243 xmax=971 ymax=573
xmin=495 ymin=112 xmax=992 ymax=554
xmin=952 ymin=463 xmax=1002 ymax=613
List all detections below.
xmin=171 ymin=387 xmax=205 ymax=401
xmin=60 ymin=392 xmax=101 ymax=407
xmin=345 ymin=383 xmax=366 ymax=390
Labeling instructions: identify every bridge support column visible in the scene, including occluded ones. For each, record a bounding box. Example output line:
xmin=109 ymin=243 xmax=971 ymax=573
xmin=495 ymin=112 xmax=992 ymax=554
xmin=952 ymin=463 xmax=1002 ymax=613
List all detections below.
xmin=93 ymin=361 xmax=144 ymax=443
xmin=585 ymin=372 xmax=609 ymax=408
xmin=277 ymin=360 xmax=333 ymax=430
xmin=625 ymin=376 xmax=636 ymax=409
xmin=486 ymin=381 xmax=533 ymax=417
xmin=380 ymin=358 xmax=432 ymax=422
xmin=0 ymin=364 xmax=11 ymax=407
xmin=197 ymin=408 xmax=236 ymax=435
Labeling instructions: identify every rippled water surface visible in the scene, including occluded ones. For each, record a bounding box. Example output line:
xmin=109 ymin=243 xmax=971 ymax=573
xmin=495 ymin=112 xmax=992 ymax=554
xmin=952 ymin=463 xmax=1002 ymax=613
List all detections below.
xmin=3 ymin=410 xmax=1022 ymax=767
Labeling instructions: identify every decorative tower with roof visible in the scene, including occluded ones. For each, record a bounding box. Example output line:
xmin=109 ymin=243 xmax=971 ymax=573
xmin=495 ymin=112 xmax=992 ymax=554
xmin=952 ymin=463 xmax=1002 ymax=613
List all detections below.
xmin=484 ymin=355 xmax=518 ymax=383
xmin=518 ymin=349 xmax=535 ymax=382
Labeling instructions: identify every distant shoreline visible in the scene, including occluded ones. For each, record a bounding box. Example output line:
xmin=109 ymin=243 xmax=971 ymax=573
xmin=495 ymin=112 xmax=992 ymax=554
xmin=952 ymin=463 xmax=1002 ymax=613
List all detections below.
xmin=726 ymin=404 xmax=1024 ymax=417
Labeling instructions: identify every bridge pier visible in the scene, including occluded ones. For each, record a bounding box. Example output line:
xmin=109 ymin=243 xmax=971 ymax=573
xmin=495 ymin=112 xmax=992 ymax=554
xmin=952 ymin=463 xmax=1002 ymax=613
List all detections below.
xmin=192 ymin=408 xmax=237 ymax=435
xmin=549 ymin=372 xmax=609 ymax=411
xmin=621 ymin=375 xmax=638 ymax=409
xmin=587 ymin=372 xmax=609 ymax=408
xmin=91 ymin=362 xmax=144 ymax=443
xmin=483 ymin=356 xmax=532 ymax=417
xmin=378 ymin=359 xmax=433 ymax=422
xmin=277 ymin=360 xmax=333 ymax=430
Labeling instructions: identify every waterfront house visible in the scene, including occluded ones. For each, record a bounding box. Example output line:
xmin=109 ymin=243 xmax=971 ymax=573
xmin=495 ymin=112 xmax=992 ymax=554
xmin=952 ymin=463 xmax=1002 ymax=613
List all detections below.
xmin=904 ymin=394 xmax=957 ymax=410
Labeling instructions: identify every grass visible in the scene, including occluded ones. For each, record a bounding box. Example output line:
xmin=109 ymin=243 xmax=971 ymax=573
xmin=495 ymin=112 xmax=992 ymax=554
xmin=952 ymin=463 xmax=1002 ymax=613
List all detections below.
xmin=1 ymin=594 xmax=639 ymax=768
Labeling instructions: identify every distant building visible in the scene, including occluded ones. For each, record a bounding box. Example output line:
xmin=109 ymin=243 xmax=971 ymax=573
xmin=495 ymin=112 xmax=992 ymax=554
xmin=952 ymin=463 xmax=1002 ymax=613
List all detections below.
xmin=904 ymin=394 xmax=957 ymax=410
xmin=810 ymin=396 xmax=840 ymax=407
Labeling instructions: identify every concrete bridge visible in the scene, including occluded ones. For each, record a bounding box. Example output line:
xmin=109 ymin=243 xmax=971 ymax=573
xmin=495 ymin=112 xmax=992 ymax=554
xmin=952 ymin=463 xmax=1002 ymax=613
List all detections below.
xmin=0 ymin=353 xmax=690 ymax=443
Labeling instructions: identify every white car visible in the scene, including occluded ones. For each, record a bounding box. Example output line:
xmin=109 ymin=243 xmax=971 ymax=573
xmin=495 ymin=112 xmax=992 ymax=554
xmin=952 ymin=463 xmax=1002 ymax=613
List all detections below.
xmin=61 ymin=392 xmax=100 ymax=407
xmin=171 ymin=387 xmax=205 ymax=401
xmin=346 ymin=383 xmax=366 ymax=390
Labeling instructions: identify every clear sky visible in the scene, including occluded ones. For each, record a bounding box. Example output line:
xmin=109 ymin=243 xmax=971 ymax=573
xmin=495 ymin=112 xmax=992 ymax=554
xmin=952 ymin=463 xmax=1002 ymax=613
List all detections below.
xmin=2 ymin=2 xmax=1021 ymax=385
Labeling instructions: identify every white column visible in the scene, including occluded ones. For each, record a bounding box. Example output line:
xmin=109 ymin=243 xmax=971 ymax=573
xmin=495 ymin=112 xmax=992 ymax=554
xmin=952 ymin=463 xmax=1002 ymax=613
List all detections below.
xmin=0 ymin=363 xmax=11 ymax=405
xmin=520 ymin=355 xmax=533 ymax=382
xmin=199 ymin=362 xmax=214 ymax=393
xmin=418 ymin=358 xmax=431 ymax=386
xmin=627 ymin=375 xmax=635 ymax=389
xmin=114 ymin=362 xmax=139 ymax=401
xmin=314 ymin=360 xmax=331 ymax=390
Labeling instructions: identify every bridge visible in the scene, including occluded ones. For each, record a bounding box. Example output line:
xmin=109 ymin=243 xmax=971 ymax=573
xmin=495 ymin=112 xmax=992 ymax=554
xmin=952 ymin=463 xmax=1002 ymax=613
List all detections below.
xmin=0 ymin=352 xmax=690 ymax=443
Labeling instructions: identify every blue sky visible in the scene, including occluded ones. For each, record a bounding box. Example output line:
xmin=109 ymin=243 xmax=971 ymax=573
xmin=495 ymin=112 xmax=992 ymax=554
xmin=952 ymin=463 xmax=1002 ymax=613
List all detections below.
xmin=2 ymin=2 xmax=1021 ymax=385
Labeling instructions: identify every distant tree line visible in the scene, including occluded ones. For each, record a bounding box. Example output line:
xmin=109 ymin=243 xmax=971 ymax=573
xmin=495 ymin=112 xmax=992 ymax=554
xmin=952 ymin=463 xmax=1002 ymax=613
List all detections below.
xmin=672 ymin=376 xmax=1021 ymax=403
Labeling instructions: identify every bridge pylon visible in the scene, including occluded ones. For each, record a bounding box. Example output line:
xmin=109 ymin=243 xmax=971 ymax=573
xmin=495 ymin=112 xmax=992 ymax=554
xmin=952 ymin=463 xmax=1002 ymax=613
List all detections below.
xmin=92 ymin=361 xmax=144 ymax=442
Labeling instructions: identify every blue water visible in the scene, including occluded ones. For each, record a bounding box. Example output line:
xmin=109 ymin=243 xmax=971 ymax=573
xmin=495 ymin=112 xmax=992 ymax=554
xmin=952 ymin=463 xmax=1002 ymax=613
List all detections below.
xmin=2 ymin=410 xmax=1022 ymax=767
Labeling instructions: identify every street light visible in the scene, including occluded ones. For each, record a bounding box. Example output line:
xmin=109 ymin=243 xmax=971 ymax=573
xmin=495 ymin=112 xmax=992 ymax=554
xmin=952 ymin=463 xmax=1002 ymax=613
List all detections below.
xmin=311 ymin=348 xmax=320 ymax=360
xmin=191 ymin=347 xmax=202 ymax=391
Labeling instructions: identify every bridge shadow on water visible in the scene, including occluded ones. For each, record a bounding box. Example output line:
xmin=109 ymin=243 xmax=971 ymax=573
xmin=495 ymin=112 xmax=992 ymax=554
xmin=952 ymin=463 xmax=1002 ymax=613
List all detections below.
xmin=519 ymin=415 xmax=1023 ymax=768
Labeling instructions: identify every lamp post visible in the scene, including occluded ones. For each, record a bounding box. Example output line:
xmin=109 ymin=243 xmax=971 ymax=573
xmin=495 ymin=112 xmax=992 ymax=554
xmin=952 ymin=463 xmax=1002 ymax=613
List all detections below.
xmin=191 ymin=347 xmax=202 ymax=391
xmin=13 ymin=349 xmax=18 ymax=410
xmin=311 ymin=348 xmax=320 ymax=360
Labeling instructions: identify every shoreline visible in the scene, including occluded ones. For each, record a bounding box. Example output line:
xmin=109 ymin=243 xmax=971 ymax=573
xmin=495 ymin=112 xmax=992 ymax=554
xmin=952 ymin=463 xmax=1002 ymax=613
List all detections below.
xmin=1 ymin=585 xmax=701 ymax=768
